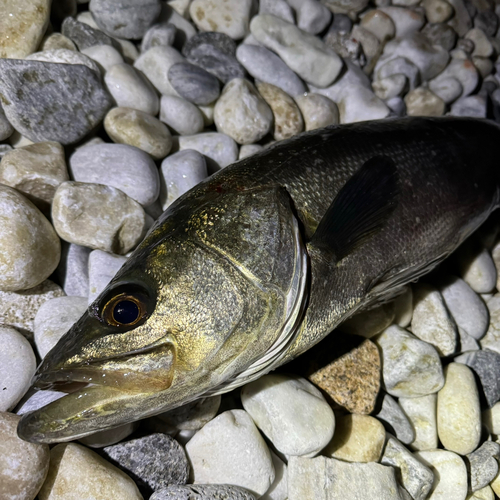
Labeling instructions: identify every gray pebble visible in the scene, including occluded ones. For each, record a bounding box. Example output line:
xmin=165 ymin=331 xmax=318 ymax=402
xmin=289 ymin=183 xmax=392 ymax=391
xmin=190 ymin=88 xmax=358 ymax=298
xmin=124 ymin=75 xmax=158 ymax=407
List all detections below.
xmin=183 ymin=31 xmax=237 ymax=58
xmin=0 ymin=106 xmax=13 ymax=141
xmin=88 ymin=250 xmax=128 ymax=304
xmin=150 ymin=484 xmax=256 ymax=500
xmin=156 ymin=396 xmax=221 ymax=431
xmin=467 ymin=441 xmax=500 ymax=492
xmin=375 ymin=394 xmax=415 ymax=445
xmin=168 ymin=62 xmax=220 ymax=105
xmin=160 ymin=95 xmax=204 ymax=136
xmin=327 ymin=13 xmax=353 ymax=34
xmin=259 ymin=0 xmax=295 ymax=23
xmin=141 ymin=22 xmax=177 ymax=52
xmin=421 ymin=23 xmax=458 ymax=51
xmin=103 ymin=433 xmax=189 ymax=493
xmin=475 ymin=10 xmax=499 ymax=36
xmin=56 ymin=243 xmax=90 ymax=298
xmin=61 ymin=16 xmax=120 ymax=51
xmin=450 ymin=94 xmax=487 ymax=117
xmin=157 ymin=4 xmax=197 ymax=48
xmin=0 ymin=59 xmax=112 ymax=145
xmin=287 ymin=0 xmax=332 ymax=35
xmin=0 ymin=144 xmax=13 ymax=158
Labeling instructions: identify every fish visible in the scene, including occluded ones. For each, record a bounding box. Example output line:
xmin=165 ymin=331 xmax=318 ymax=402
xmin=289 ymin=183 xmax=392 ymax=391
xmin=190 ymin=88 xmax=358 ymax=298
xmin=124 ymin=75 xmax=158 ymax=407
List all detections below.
xmin=17 ymin=116 xmax=500 ymax=443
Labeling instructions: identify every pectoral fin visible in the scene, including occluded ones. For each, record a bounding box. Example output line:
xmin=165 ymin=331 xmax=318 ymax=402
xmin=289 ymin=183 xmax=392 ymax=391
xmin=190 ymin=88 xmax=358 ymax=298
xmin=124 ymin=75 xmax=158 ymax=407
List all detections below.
xmin=310 ymin=155 xmax=400 ymax=262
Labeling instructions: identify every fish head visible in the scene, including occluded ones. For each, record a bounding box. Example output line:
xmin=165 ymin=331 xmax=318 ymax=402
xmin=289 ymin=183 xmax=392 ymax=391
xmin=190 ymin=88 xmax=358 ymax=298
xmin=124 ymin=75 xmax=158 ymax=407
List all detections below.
xmin=18 ymin=185 xmax=307 ymax=443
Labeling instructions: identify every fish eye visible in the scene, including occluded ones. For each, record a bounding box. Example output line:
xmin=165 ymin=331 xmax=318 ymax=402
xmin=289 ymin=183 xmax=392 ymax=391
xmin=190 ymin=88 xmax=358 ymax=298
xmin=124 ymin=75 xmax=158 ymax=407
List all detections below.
xmin=101 ymin=293 xmax=147 ymax=327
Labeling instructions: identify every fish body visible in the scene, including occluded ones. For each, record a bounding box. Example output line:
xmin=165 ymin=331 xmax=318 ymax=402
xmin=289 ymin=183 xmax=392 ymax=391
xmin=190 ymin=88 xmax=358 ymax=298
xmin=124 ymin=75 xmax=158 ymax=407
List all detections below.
xmin=18 ymin=117 xmax=500 ymax=443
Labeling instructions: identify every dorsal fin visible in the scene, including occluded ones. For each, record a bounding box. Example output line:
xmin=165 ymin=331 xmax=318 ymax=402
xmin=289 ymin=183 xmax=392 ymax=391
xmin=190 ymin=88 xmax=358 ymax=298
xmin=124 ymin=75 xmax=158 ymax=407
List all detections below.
xmin=310 ymin=155 xmax=400 ymax=262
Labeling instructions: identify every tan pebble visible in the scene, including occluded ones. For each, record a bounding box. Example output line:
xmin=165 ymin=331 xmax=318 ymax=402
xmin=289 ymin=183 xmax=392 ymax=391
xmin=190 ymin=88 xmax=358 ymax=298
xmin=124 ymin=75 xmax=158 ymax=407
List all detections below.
xmin=361 ymin=9 xmax=396 ymax=41
xmin=399 ymin=394 xmax=438 ymax=451
xmin=468 ymin=485 xmax=495 ymax=500
xmin=39 ymin=32 xmax=77 ymax=51
xmin=294 ymin=93 xmax=339 ymax=131
xmin=405 ymin=88 xmax=446 ymax=117
xmin=339 ymin=301 xmax=395 ymax=338
xmin=423 ymin=0 xmax=454 ymax=23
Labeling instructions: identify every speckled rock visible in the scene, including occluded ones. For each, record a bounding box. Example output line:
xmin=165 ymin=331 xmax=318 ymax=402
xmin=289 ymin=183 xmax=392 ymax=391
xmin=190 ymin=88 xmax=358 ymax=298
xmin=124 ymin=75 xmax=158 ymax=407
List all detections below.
xmin=168 ymin=62 xmax=220 ymax=105
xmin=61 ymin=16 xmax=119 ymax=51
xmin=405 ymin=88 xmax=446 ymax=116
xmin=399 ymin=394 xmax=438 ymax=451
xmin=375 ymin=394 xmax=415 ymax=445
xmin=151 ymin=485 xmax=257 ymax=500
xmin=0 ymin=412 xmax=50 ymax=500
xmin=467 ymin=441 xmax=500 ymax=492
xmin=87 ymin=249 xmax=128 ymax=303
xmin=176 ymin=132 xmax=238 ymax=169
xmin=294 ymin=93 xmax=339 ymax=130
xmin=56 ymin=243 xmax=90 ymax=298
xmin=26 ymin=49 xmax=100 ymax=75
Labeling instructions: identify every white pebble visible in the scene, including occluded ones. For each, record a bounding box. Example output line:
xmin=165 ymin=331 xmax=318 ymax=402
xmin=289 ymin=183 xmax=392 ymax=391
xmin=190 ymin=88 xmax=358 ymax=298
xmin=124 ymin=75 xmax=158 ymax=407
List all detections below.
xmin=239 ymin=144 xmax=264 ymax=160
xmin=160 ymin=94 xmax=204 ymax=136
xmin=294 ymin=93 xmax=339 ymax=131
xmin=81 ymin=44 xmax=124 ymax=72
xmin=27 ymin=48 xmax=100 ymax=75
xmin=429 ymin=77 xmax=463 ymax=104
xmin=287 ymin=0 xmax=332 ymax=35
xmin=394 ymin=286 xmax=413 ymax=328
xmin=429 ymin=58 xmax=479 ymax=99
xmin=378 ymin=6 xmax=425 ymax=37
xmin=459 ymin=247 xmax=497 ymax=293
xmin=57 ymin=243 xmax=90 ymax=298
xmin=360 ymin=9 xmax=396 ymax=41
xmin=399 ymin=395 xmax=438 ymax=451
xmin=88 ymin=250 xmax=128 ymax=304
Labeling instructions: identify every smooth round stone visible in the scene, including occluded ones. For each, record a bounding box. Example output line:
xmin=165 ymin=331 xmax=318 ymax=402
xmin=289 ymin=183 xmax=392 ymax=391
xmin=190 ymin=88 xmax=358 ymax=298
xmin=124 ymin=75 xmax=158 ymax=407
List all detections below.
xmin=160 ymin=95 xmax=204 ymax=136
xmin=239 ymin=144 xmax=264 ymax=160
xmin=460 ymin=247 xmax=497 ymax=293
xmin=259 ymin=0 xmax=295 ymax=22
xmin=415 ymin=450 xmax=467 ymax=500
xmin=373 ymin=75 xmax=407 ymax=100
xmin=467 ymin=441 xmax=500 ymax=492
xmin=379 ymin=6 xmax=425 ymax=37
xmin=393 ymin=286 xmax=413 ymax=328
xmin=17 ymin=390 xmax=67 ymax=415
xmin=190 ymin=0 xmax=253 ymax=39
xmin=61 ymin=16 xmax=119 ymax=51
xmin=156 ymin=396 xmax=221 ymax=431
xmin=437 ymin=363 xmax=481 ymax=455
xmin=0 ymin=412 xmax=50 ymax=500
xmin=185 ymin=410 xmax=275 ymax=497
xmin=466 ymin=28 xmax=494 ymax=57
xmin=429 ymin=77 xmax=463 ymax=104
xmin=457 ymin=326 xmax=479 ymax=353
xmin=0 ymin=141 xmax=69 ymax=212
xmin=0 ymin=185 xmax=61 ymax=292
xmin=81 ymin=44 xmax=124 ymax=72
xmin=450 ymin=95 xmax=487 ymax=118
xmin=351 ymin=25 xmax=381 ymax=65
xmin=423 ymin=0 xmax=454 ymax=23
xmin=241 ymin=374 xmax=335 ymax=457
xmin=159 ymin=4 xmax=197 ymax=44
xmin=376 ymin=325 xmax=444 ymax=397
xmin=167 ymin=62 xmax=220 ymax=106
xmin=141 ymin=22 xmax=176 ymax=52
xmin=0 ymin=107 xmax=14 ymax=142
xmin=160 ymin=149 xmax=208 ymax=210
xmin=88 ymin=249 xmax=128 ymax=304
xmin=56 ymin=243 xmax=90 ymax=298
xmin=294 ymin=93 xmax=339 ymax=131
xmin=90 ymin=0 xmax=161 ymax=39
xmin=104 ymin=107 xmax=172 ymax=160
xmin=430 ymin=58 xmax=479 ymax=99
xmin=405 ymin=88 xmax=446 ymax=117
xmin=421 ymin=23 xmax=457 ymax=51
xmin=340 ymin=302 xmax=395 ymax=338
xmin=250 ymin=14 xmax=343 ymax=88
xmin=26 ymin=48 xmax=101 ymax=75
xmin=0 ymin=327 xmax=36 ymax=411
xmin=361 ymin=9 xmax=396 ymax=41
xmin=34 ymin=296 xmax=87 ymax=358
xmin=214 ymin=78 xmax=273 ymax=145
xmin=256 ymin=82 xmax=304 ymax=141
xmin=411 ymin=283 xmax=457 ymax=356
xmin=471 ymin=486 xmax=495 ymax=500
xmin=40 ymin=33 xmax=77 ymax=51
xmin=473 ymin=56 xmax=493 ymax=79
xmin=39 ymin=443 xmax=142 ymax=500
xmin=399 ymin=395 xmax=438 ymax=451
xmin=287 ymin=0 xmax=332 ymax=34
xmin=376 ymin=57 xmax=420 ymax=90
xmin=69 ymin=143 xmax=160 ymax=207
xmin=0 ymin=0 xmax=50 ymax=58
xmin=151 ymin=485 xmax=257 ymax=500
xmin=375 ymin=394 xmax=415 ymax=445
xmin=105 ymin=64 xmax=159 ymax=116
xmin=79 ymin=422 xmax=137 ymax=448
xmin=182 ymin=30 xmax=237 ymax=56
xmin=323 ymin=414 xmax=385 ymax=462
xmin=52 ymin=181 xmax=147 ymax=255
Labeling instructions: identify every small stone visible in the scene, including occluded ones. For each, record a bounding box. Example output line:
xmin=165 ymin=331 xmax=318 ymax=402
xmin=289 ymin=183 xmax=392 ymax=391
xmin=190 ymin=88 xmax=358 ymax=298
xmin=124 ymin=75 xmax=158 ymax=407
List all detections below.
xmin=214 ymin=78 xmax=273 ymax=145
xmin=259 ymin=0 xmax=295 ymax=23
xmin=79 ymin=422 xmax=137 ymax=448
xmin=39 ymin=32 xmax=77 ymax=52
xmin=423 ymin=0 xmax=455 ymax=23
xmin=190 ymin=0 xmax=253 ymax=40
xmin=288 ymin=455 xmax=405 ymax=500
xmin=375 ymin=394 xmax=415 ymax=445
xmin=378 ymin=7 xmax=426 ymax=38
xmin=104 ymin=107 xmax=172 ymax=160
xmin=81 ymin=44 xmax=124 ymax=72
xmin=323 ymin=414 xmax=385 ymax=462
xmin=88 ymin=250 xmax=128 ymax=304
xmin=263 ymin=451 xmax=287 ymax=500
xmin=239 ymin=144 xmax=264 ymax=159
xmin=375 ymin=325 xmax=445 ymax=397
xmin=450 ymin=95 xmax=487 ymax=117
xmin=105 ymin=63 xmax=160 ymax=116
xmin=351 ymin=25 xmax=381 ymax=69
xmin=466 ymin=27 xmax=494 ymax=56
xmin=376 ymin=57 xmax=420 ymax=90
xmin=467 ymin=441 xmax=500 ymax=492
xmin=429 ymin=77 xmax=463 ymax=104
xmin=361 ymin=9 xmax=396 ymax=42
xmin=0 ymin=59 xmax=113 ymax=145
xmin=399 ymin=394 xmax=438 ymax=451
xmin=294 ymin=93 xmax=339 ymax=131
xmin=394 ymin=286 xmax=413 ymax=328
xmin=56 ymin=243 xmax=90 ymax=298
xmin=415 ymin=450 xmax=468 ymax=500
xmin=470 ymin=485 xmax=495 ymax=500
xmin=176 ymin=132 xmax=238 ymax=169
xmin=52 ymin=182 xmax=147 ymax=255
xmin=168 ymin=62 xmax=220 ymax=105
xmin=0 ymin=141 xmax=69 ymax=213
xmin=185 ymin=410 xmax=275 ymax=497
xmin=405 ymin=88 xmax=446 ymax=117
xmin=458 ymin=327 xmax=480 ymax=352
xmin=17 ymin=390 xmax=67 ymax=415
xmin=323 ymin=30 xmax=362 ymax=63
xmin=241 ymin=374 xmax=335 ymax=457
xmin=156 ymin=396 xmax=221 ymax=431
xmin=182 ymin=30 xmax=238 ymax=58
xmin=160 ymin=149 xmax=208 ymax=210
xmin=447 ymin=0 xmax=473 ymax=36
xmin=472 ymin=56 xmax=493 ymax=79
xmin=459 ymin=246 xmax=497 ymax=293
xmin=475 ymin=10 xmax=498 ymax=36
xmin=0 ymin=107 xmax=13 ymax=142
xmin=430 ymin=58 xmax=479 ymax=99
xmin=0 ymin=0 xmax=50 ymax=58
xmin=322 ymin=0 xmax=369 ymax=15
xmin=0 ymin=412 xmax=50 ymax=500
xmin=381 ymin=435 xmax=435 ymax=500
xmin=141 ymin=22 xmax=176 ymax=52
xmin=373 ymin=75 xmax=407 ymax=100
xmin=34 ymin=296 xmax=87 ymax=358
xmin=151 ymin=485 xmax=257 ymax=500
xmin=103 ymin=433 xmax=189 ymax=493
xmin=26 ymin=48 xmax=101 ymax=75
xmin=39 ymin=443 xmax=142 ymax=500
xmin=61 ymin=17 xmax=119 ymax=51
xmin=339 ymin=302 xmax=395 ymax=338
xmin=160 ymin=95 xmax=205 ymax=136
xmin=158 ymin=4 xmax=197 ymax=46
xmin=69 ymin=143 xmax=160 ymax=207
xmin=287 ymin=0 xmax=332 ymax=35
xmin=437 ymin=362 xmax=481 ymax=455
xmin=250 ymin=14 xmax=343 ymax=88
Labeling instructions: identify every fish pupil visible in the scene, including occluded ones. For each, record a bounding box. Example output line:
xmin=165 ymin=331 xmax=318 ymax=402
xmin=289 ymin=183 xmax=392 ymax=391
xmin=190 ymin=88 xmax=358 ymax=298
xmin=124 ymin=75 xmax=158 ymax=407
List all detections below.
xmin=113 ymin=300 xmax=140 ymax=325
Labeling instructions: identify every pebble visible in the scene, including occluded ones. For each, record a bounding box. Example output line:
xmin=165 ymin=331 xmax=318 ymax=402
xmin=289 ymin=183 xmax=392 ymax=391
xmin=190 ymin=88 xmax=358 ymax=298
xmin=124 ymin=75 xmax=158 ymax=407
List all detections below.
xmin=322 ymin=0 xmax=369 ymax=15
xmin=376 ymin=57 xmax=420 ymax=90
xmin=373 ymin=75 xmax=407 ymax=100
xmin=360 ymin=9 xmax=396 ymax=42
xmin=239 ymin=144 xmax=264 ymax=159
xmin=189 ymin=0 xmax=253 ymax=40
xmin=375 ymin=394 xmax=415 ymax=445
xmin=460 ymin=246 xmax=497 ymax=293
xmin=287 ymin=0 xmax=332 ymax=35
xmin=399 ymin=395 xmax=438 ymax=451
xmin=88 ymin=249 xmax=128 ymax=303
xmin=478 ymin=295 xmax=500 ymax=354
xmin=323 ymin=414 xmax=385 ymax=462
xmin=430 ymin=58 xmax=479 ymax=99
xmin=429 ymin=76 xmax=463 ymax=104
xmin=423 ymin=0 xmax=455 ymax=23
xmin=34 ymin=296 xmax=88 ymax=358
xmin=160 ymin=149 xmax=208 ymax=210
xmin=256 ymin=82 xmax=304 ymax=141
xmin=294 ymin=94 xmax=339 ymax=131
xmin=454 ymin=350 xmax=500 ymax=408
xmin=467 ymin=441 xmax=500 ymax=492
xmin=0 ymin=107 xmax=14 ymax=142
xmin=17 ymin=390 xmax=67 ymax=415
xmin=437 ymin=362 xmax=481 ymax=455
xmin=447 ymin=0 xmax=473 ymax=35
xmin=288 ymin=456 xmax=404 ymax=500
xmin=159 ymin=4 xmax=197 ymax=46
xmin=236 ymin=44 xmax=307 ymax=97
xmin=185 ymin=410 xmax=275 ymax=497
xmin=141 ymin=22 xmax=176 ymax=52
xmin=160 ymin=95 xmax=205 ymax=136
xmin=26 ymin=48 xmax=101 ymax=76
xmin=378 ymin=6 xmax=426 ymax=37
xmin=81 ymin=44 xmax=124 ymax=72
xmin=39 ymin=442 xmax=143 ymax=500
xmin=183 ymin=30 xmax=237 ymax=58
xmin=466 ymin=28 xmax=494 ymax=57
xmin=263 ymin=451 xmax=287 ymax=500
xmin=473 ymin=485 xmax=496 ymax=500
xmin=259 ymin=0 xmax=295 ymax=23
xmin=375 ymin=325 xmax=445 ymax=397
xmin=450 ymin=95 xmax=487 ymax=117
xmin=404 ymin=88 xmax=446 ymax=116
xmin=151 ymin=485 xmax=257 ymax=500
xmin=104 ymin=107 xmax=172 ymax=160
xmin=381 ymin=436 xmax=435 ymax=500
xmin=156 ymin=396 xmax=221 ymax=431
xmin=78 ymin=422 xmax=137 ymax=448
xmin=411 ymin=283 xmax=457 ymax=356
xmin=0 ymin=141 xmax=69 ymax=213
xmin=475 ymin=10 xmax=499 ymax=36
xmin=0 ymin=412 xmax=50 ymax=500
xmin=61 ymin=17 xmax=119 ymax=51
xmin=458 ymin=327 xmax=480 ymax=352
xmin=51 ymin=181 xmax=147 ymax=254
xmin=57 ymin=243 xmax=90 ymax=298
xmin=168 ymin=62 xmax=220 ymax=105
xmin=0 ymin=59 xmax=112 ymax=145
xmin=0 ymin=0 xmax=50 ymax=58
xmin=250 ymin=14 xmax=343 ymax=88
xmin=103 ymin=433 xmax=189 ymax=493
xmin=40 ymin=32 xmax=77 ymax=52
xmin=176 ymin=132 xmax=238 ymax=169
xmin=415 ymin=449 xmax=468 ymax=500
xmin=241 ymin=374 xmax=335 ymax=457
xmin=214 ymin=78 xmax=273 ymax=145
xmin=0 ymin=280 xmax=65 ymax=339
xmin=0 ymin=327 xmax=36 ymax=411
xmin=339 ymin=302 xmax=395 ymax=338
xmin=69 ymin=143 xmax=160 ymax=207
xmin=473 ymin=57 xmax=493 ymax=79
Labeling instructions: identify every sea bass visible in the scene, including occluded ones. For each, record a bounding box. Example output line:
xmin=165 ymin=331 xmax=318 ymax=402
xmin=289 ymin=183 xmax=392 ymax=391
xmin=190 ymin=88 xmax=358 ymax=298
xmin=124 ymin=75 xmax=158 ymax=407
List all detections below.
xmin=18 ymin=117 xmax=500 ymax=443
